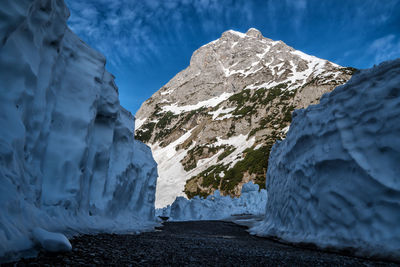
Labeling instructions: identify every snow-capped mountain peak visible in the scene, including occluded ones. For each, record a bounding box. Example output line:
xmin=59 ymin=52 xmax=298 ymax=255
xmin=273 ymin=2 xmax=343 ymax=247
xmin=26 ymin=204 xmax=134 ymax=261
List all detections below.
xmin=135 ymin=28 xmax=355 ymax=208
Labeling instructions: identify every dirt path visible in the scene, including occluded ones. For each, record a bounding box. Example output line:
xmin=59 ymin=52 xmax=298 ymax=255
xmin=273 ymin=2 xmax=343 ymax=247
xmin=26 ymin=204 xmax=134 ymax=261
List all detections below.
xmin=8 ymin=221 xmax=396 ymax=266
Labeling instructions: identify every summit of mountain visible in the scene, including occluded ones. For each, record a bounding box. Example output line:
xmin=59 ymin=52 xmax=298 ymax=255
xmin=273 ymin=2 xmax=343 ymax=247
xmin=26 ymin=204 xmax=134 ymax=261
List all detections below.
xmin=135 ymin=28 xmax=355 ymax=208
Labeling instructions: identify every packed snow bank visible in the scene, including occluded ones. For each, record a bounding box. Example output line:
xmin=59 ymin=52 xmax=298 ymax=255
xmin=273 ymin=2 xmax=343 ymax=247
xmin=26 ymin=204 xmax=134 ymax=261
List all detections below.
xmin=32 ymin=228 xmax=72 ymax=253
xmin=156 ymin=205 xmax=171 ymax=218
xmin=165 ymin=182 xmax=267 ymax=221
xmin=0 ymin=0 xmax=157 ymax=261
xmin=250 ymin=59 xmax=400 ymax=259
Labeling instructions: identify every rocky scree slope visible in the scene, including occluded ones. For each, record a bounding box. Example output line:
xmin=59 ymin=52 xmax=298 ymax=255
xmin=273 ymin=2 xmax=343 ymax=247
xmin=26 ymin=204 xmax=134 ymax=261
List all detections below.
xmin=0 ymin=0 xmax=157 ymax=260
xmin=135 ymin=28 xmax=355 ymax=208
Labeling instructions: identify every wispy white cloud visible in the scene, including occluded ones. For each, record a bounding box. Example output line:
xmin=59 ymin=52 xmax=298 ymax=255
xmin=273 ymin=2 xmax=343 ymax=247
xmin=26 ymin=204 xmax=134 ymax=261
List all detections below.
xmin=286 ymin=0 xmax=307 ymax=31
xmin=368 ymin=34 xmax=400 ymax=64
xmin=354 ymin=0 xmax=399 ymax=26
xmin=65 ymin=0 xmax=255 ymax=68
xmin=64 ymin=0 xmax=400 ymax=72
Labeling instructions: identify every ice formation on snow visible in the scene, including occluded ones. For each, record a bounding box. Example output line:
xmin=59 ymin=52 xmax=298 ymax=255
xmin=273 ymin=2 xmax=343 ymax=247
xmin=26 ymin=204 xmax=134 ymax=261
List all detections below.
xmin=164 ymin=182 xmax=267 ymax=221
xmin=250 ymin=59 xmax=400 ymax=259
xmin=0 ymin=0 xmax=157 ymax=260
xmin=32 ymin=228 xmax=72 ymax=253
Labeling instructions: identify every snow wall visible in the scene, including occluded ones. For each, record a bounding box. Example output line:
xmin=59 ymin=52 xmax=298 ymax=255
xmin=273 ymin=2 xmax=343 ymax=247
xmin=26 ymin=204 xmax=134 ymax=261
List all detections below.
xmin=0 ymin=0 xmax=157 ymax=260
xmin=250 ymin=59 xmax=400 ymax=259
xmin=166 ymin=182 xmax=267 ymax=221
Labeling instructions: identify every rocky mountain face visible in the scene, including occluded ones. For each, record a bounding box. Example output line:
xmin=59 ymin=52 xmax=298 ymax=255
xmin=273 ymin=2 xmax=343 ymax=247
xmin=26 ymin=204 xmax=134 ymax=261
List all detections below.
xmin=135 ymin=28 xmax=355 ymax=208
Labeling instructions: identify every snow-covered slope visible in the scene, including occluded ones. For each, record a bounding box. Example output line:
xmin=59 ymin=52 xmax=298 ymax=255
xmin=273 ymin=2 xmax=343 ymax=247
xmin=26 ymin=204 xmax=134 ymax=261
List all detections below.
xmin=135 ymin=28 xmax=355 ymax=208
xmin=165 ymin=182 xmax=267 ymax=221
xmin=0 ymin=0 xmax=157 ymax=260
xmin=250 ymin=59 xmax=400 ymax=259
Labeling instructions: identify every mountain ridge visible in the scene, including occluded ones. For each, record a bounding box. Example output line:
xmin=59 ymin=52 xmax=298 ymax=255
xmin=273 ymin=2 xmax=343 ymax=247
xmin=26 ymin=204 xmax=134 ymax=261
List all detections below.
xmin=135 ymin=28 xmax=355 ymax=208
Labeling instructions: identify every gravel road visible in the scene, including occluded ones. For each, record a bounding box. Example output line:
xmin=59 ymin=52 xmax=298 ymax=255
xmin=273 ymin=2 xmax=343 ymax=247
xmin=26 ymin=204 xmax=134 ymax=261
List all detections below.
xmin=7 ymin=220 xmax=397 ymax=266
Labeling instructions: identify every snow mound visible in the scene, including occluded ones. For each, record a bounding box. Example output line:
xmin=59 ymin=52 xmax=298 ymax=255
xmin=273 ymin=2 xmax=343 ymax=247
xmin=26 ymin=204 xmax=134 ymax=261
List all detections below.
xmin=156 ymin=205 xmax=171 ymax=218
xmin=0 ymin=0 xmax=157 ymax=261
xmin=166 ymin=182 xmax=267 ymax=221
xmin=32 ymin=228 xmax=72 ymax=253
xmin=250 ymin=59 xmax=400 ymax=259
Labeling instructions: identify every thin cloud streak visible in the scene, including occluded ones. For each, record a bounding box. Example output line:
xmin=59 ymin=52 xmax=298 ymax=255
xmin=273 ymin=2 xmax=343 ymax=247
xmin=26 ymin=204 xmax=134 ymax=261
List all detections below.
xmin=65 ymin=0 xmax=256 ymax=68
xmin=368 ymin=35 xmax=400 ymax=65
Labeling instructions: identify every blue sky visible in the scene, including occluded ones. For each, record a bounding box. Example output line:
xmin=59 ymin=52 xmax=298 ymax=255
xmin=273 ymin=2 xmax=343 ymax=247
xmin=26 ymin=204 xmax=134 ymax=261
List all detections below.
xmin=64 ymin=0 xmax=400 ymax=115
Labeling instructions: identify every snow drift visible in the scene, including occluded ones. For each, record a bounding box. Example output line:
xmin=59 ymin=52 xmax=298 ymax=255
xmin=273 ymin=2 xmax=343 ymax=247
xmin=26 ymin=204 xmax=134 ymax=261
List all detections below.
xmin=166 ymin=182 xmax=267 ymax=221
xmin=32 ymin=228 xmax=72 ymax=253
xmin=0 ymin=0 xmax=157 ymax=260
xmin=250 ymin=59 xmax=400 ymax=259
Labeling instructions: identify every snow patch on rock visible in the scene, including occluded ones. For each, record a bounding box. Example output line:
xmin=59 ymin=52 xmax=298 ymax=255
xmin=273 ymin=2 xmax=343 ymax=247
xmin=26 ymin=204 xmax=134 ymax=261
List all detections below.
xmin=152 ymin=129 xmax=195 ymax=208
xmin=161 ymin=92 xmax=233 ymax=114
